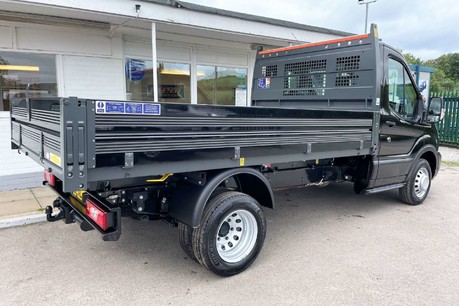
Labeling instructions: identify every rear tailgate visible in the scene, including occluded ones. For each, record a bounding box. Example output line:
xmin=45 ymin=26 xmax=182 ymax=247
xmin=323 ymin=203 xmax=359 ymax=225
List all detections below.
xmin=10 ymin=97 xmax=94 ymax=192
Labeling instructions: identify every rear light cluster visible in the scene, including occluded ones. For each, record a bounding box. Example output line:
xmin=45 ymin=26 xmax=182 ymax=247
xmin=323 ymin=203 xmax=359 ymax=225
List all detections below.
xmin=44 ymin=170 xmax=56 ymax=187
xmin=86 ymin=199 xmax=109 ymax=231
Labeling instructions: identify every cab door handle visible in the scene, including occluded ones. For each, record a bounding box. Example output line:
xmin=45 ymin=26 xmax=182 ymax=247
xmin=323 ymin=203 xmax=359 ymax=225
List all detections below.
xmin=385 ymin=121 xmax=396 ymax=127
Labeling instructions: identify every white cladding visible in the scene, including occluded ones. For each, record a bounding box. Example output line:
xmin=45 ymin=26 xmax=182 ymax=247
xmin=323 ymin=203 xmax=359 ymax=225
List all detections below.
xmin=0 ymin=25 xmax=13 ymax=48
xmin=62 ymin=55 xmax=125 ymax=100
xmin=16 ymin=27 xmax=113 ymax=56
xmin=0 ymin=113 xmax=43 ymax=176
xmin=196 ymin=49 xmax=248 ymax=67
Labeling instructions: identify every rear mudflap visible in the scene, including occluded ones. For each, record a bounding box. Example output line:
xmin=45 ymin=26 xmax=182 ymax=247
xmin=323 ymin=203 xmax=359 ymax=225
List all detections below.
xmin=45 ymin=185 xmax=122 ymax=241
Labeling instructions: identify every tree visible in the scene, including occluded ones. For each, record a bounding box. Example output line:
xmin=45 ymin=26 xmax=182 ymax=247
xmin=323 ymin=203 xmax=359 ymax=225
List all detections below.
xmin=427 ymin=68 xmax=455 ymax=93
xmin=402 ymin=51 xmax=459 ymax=93
xmin=425 ymin=54 xmax=459 ymax=92
xmin=403 ymin=52 xmax=422 ymax=65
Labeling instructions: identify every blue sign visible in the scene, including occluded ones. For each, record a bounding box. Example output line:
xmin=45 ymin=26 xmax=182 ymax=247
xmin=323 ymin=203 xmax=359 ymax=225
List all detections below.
xmin=126 ymin=59 xmax=145 ymax=81
xmin=95 ymin=101 xmax=161 ymax=116
xmin=143 ymin=103 xmax=161 ymax=115
xmin=125 ymin=103 xmax=143 ymax=114
xmin=257 ymin=77 xmax=271 ymax=89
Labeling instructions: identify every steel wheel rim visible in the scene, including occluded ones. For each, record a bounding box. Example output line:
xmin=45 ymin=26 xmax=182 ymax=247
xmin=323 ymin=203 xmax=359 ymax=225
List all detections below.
xmin=414 ymin=167 xmax=429 ymax=198
xmin=216 ymin=209 xmax=258 ymax=263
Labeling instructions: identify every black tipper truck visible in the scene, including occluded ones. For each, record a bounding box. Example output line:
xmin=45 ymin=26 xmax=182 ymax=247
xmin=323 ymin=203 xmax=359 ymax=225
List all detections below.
xmin=10 ymin=25 xmax=443 ymax=276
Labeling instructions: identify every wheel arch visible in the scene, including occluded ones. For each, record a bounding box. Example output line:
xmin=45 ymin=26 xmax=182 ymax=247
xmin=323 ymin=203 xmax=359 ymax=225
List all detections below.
xmin=168 ymin=168 xmax=274 ymax=228
xmin=413 ymin=145 xmax=441 ymax=178
xmin=419 ymin=150 xmax=439 ymax=178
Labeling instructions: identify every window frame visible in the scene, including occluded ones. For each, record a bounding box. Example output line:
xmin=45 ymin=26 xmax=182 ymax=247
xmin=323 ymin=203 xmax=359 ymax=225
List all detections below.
xmin=0 ymin=50 xmax=58 ymax=112
xmin=386 ymin=55 xmax=422 ymax=123
xmin=124 ymin=57 xmax=192 ymax=103
xmin=196 ymin=64 xmax=248 ymax=106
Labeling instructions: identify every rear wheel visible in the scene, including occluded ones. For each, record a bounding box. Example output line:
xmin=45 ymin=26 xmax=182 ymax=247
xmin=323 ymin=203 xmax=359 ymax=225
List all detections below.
xmin=178 ymin=188 xmax=229 ymax=262
xmin=399 ymin=159 xmax=432 ymax=205
xmin=178 ymin=223 xmax=196 ymax=261
xmin=192 ymin=191 xmax=266 ymax=276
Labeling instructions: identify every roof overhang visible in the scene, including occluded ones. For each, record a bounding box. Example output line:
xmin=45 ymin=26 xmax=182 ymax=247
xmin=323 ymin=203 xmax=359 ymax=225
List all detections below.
xmin=0 ymin=0 xmax=349 ymax=47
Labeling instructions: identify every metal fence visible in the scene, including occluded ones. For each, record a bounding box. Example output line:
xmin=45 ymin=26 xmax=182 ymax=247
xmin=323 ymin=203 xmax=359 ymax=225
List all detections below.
xmin=432 ymin=91 xmax=459 ymax=146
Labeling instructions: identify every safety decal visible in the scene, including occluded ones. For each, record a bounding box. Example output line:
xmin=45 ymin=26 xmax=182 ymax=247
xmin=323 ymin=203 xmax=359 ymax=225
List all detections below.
xmin=96 ymin=101 xmax=161 ymax=115
xmin=257 ymin=77 xmax=271 ymax=89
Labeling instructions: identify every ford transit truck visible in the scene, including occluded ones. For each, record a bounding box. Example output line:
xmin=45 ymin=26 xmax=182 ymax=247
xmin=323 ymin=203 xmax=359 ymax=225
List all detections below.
xmin=10 ymin=25 xmax=443 ymax=276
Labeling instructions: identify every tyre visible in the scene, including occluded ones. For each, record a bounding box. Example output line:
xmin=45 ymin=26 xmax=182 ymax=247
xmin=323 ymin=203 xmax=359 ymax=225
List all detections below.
xmin=178 ymin=222 xmax=197 ymax=261
xmin=399 ymin=159 xmax=432 ymax=205
xmin=178 ymin=187 xmax=229 ymax=262
xmin=192 ymin=191 xmax=266 ymax=276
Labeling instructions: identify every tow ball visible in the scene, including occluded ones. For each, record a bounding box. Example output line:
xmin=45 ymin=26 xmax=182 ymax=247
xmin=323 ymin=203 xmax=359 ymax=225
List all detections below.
xmin=45 ymin=198 xmax=66 ymax=222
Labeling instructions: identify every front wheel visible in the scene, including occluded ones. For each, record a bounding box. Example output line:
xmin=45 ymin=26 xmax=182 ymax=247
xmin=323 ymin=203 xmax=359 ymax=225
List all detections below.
xmin=192 ymin=191 xmax=266 ymax=276
xmin=399 ymin=159 xmax=432 ymax=205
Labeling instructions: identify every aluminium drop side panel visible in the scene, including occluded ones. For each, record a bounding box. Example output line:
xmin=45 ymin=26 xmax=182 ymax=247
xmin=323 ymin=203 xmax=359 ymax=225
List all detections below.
xmin=87 ymin=99 xmax=373 ymax=185
xmin=12 ymin=96 xmax=373 ymax=191
xmin=10 ymin=97 xmax=64 ymax=179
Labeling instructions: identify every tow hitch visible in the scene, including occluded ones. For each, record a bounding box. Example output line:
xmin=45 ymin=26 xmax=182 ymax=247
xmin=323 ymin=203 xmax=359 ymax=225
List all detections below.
xmin=45 ymin=198 xmax=68 ymax=222
xmin=44 ymin=187 xmax=122 ymax=241
xmin=45 ymin=198 xmax=93 ymax=231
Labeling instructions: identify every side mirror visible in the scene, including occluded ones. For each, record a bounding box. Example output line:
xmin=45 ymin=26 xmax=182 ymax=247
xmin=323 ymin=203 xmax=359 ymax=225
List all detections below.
xmin=427 ymin=97 xmax=444 ymax=123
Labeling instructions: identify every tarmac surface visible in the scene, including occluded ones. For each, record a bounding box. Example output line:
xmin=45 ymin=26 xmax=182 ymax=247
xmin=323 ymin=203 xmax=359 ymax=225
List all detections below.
xmin=0 ymin=165 xmax=458 ymax=305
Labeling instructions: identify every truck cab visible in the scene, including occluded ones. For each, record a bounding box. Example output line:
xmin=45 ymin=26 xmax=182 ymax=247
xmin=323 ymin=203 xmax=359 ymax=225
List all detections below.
xmin=371 ymin=44 xmax=441 ymax=197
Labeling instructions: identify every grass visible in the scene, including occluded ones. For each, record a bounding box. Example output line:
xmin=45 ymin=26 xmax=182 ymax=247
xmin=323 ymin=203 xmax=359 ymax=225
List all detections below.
xmin=442 ymin=160 xmax=459 ymax=167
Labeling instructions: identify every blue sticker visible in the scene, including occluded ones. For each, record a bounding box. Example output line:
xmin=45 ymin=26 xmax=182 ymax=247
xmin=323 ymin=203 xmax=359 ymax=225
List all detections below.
xmin=125 ymin=103 xmax=143 ymax=114
xmin=143 ymin=103 xmax=161 ymax=115
xmin=96 ymin=101 xmax=161 ymax=115
xmin=257 ymin=77 xmax=271 ymax=89
xmin=105 ymin=102 xmax=125 ymax=113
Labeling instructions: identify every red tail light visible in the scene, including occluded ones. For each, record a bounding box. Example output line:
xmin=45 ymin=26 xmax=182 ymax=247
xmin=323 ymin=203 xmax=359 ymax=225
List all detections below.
xmin=86 ymin=199 xmax=109 ymax=230
xmin=44 ymin=170 xmax=56 ymax=187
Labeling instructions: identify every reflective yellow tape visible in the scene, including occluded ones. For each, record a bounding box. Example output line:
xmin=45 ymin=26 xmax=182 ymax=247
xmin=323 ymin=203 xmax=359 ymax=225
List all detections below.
xmin=49 ymin=153 xmax=62 ymax=167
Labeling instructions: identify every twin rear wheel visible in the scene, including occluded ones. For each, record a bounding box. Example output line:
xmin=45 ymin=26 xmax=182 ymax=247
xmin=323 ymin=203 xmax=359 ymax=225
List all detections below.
xmin=178 ymin=191 xmax=266 ymax=276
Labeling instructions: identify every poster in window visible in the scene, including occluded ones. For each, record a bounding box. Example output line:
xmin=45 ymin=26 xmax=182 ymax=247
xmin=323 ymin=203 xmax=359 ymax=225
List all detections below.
xmin=159 ymin=85 xmax=184 ymax=99
xmin=235 ymin=88 xmax=247 ymax=106
xmin=125 ymin=59 xmax=145 ymax=81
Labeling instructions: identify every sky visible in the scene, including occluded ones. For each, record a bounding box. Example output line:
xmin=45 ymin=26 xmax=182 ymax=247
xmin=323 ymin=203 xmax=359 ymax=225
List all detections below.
xmin=184 ymin=0 xmax=459 ymax=61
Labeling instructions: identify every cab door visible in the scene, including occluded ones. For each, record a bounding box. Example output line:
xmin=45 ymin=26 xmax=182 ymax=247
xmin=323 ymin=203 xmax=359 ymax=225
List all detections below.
xmin=376 ymin=49 xmax=426 ymax=186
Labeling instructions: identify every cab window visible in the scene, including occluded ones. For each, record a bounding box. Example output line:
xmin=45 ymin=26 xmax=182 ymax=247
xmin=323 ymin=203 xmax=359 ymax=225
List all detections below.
xmin=387 ymin=58 xmax=419 ymax=121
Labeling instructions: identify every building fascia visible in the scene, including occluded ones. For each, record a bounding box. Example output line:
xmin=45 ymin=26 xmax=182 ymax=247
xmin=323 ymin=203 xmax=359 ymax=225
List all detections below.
xmin=2 ymin=0 xmax=347 ymax=44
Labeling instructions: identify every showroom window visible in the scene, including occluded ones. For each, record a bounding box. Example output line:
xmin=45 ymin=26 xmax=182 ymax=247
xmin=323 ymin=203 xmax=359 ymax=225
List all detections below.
xmin=125 ymin=58 xmax=191 ymax=103
xmin=0 ymin=52 xmax=57 ymax=112
xmin=197 ymin=66 xmax=247 ymax=105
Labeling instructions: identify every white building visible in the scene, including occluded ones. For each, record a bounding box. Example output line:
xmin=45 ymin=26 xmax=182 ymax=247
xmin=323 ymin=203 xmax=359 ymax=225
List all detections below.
xmin=0 ymin=0 xmax=351 ymax=188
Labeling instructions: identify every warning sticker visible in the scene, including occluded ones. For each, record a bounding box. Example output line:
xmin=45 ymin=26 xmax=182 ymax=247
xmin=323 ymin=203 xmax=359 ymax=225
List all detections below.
xmin=96 ymin=101 xmax=161 ymax=115
xmin=143 ymin=103 xmax=161 ymax=115
xmin=257 ymin=77 xmax=271 ymax=89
